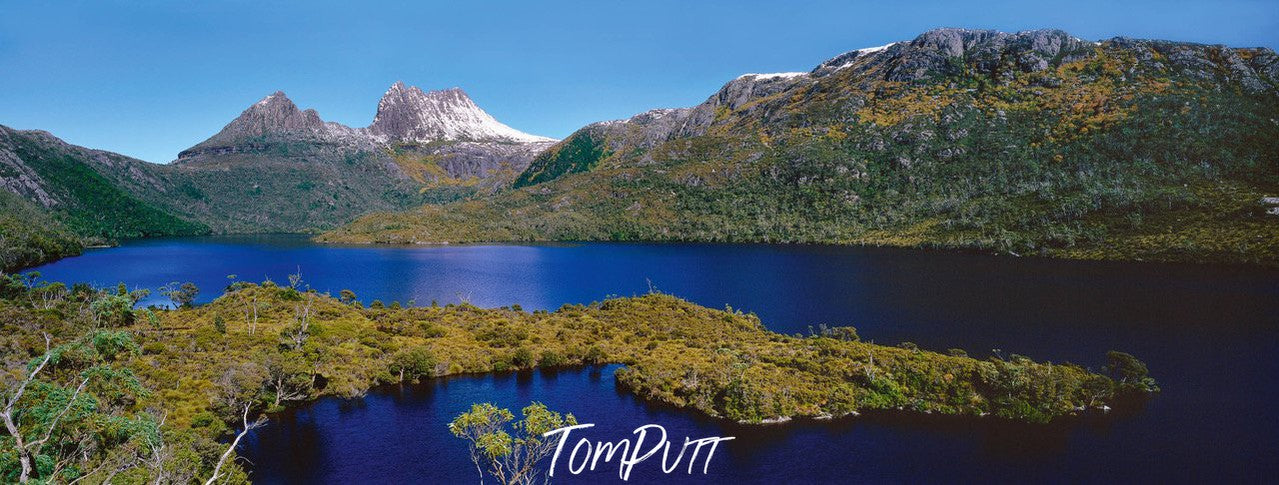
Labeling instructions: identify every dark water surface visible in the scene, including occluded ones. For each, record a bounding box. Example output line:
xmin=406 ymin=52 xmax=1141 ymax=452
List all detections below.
xmin=32 ymin=235 xmax=1279 ymax=483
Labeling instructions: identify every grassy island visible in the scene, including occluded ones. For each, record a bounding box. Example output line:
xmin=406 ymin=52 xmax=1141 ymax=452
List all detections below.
xmin=0 ymin=275 xmax=1155 ymax=483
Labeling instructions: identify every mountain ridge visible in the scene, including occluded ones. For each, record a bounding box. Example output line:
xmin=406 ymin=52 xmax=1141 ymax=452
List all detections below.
xmin=324 ymin=27 xmax=1279 ymax=266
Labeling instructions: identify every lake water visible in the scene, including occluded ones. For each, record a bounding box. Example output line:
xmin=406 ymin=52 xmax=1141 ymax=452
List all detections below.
xmin=31 ymin=235 xmax=1279 ymax=483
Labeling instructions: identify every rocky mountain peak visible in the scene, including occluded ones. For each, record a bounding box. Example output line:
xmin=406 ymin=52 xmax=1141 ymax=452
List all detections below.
xmin=178 ymin=91 xmax=346 ymax=159
xmin=368 ymin=82 xmax=554 ymax=144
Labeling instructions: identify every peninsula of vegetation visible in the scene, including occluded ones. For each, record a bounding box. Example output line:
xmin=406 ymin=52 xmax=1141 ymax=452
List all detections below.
xmin=0 ymin=273 xmax=1156 ymax=483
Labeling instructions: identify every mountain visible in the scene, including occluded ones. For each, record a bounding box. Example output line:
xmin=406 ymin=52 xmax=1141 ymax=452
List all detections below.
xmin=369 ymin=82 xmax=553 ymax=144
xmin=0 ymin=83 xmax=555 ymax=270
xmin=170 ymin=85 xmax=556 ymax=231
xmin=168 ymin=90 xmax=421 ymax=233
xmin=177 ymin=91 xmax=373 ymax=159
xmin=324 ymin=28 xmax=1279 ymax=265
xmin=365 ymin=82 xmax=556 ymax=193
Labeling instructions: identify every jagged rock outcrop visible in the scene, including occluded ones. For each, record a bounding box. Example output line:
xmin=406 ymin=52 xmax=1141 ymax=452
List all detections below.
xmin=365 ymin=82 xmax=557 ymax=186
xmin=1 ymin=125 xmax=178 ymax=208
xmin=0 ymin=129 xmax=58 ymax=208
xmin=809 ymin=29 xmax=1096 ymax=84
xmin=177 ymin=91 xmax=372 ymax=160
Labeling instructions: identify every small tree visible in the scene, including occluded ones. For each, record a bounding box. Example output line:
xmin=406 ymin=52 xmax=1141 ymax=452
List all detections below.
xmin=160 ymin=282 xmax=199 ymax=309
xmin=213 ymin=315 xmax=227 ymax=334
xmin=339 ymin=289 xmax=357 ymax=305
xmin=815 ymin=324 xmax=860 ymax=342
xmin=1105 ymin=351 xmax=1159 ymax=393
xmin=90 ymin=293 xmax=136 ymax=327
xmin=448 ymin=402 xmax=577 ymax=485
xmin=390 ymin=346 xmax=437 ymax=382
xmin=264 ymin=351 xmax=312 ymax=408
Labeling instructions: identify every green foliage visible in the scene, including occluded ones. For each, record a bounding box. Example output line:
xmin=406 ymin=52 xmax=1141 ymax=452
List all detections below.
xmin=0 ymin=191 xmax=83 ymax=272
xmin=1106 ymin=350 xmax=1160 ymax=394
xmin=90 ymin=293 xmax=136 ymax=327
xmin=448 ymin=402 xmax=577 ymax=485
xmin=0 ymin=330 xmax=150 ymax=483
xmin=390 ymin=345 xmax=437 ymax=381
xmin=161 ymin=282 xmax=199 ymax=308
xmin=511 ymin=347 xmax=535 ymax=369
xmin=814 ymin=323 xmax=860 ymax=342
xmin=513 ymin=131 xmax=610 ymax=188
xmin=339 ymin=289 xmax=357 ymax=305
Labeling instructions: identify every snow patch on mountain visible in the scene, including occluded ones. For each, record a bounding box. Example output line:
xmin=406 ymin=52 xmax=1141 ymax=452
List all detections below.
xmin=856 ymin=42 xmax=897 ymax=56
xmin=736 ymin=72 xmax=809 ymax=80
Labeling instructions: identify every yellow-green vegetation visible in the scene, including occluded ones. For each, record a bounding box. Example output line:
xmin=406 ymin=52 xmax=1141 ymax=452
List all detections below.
xmin=323 ymin=39 xmax=1279 ymax=266
xmin=0 ymin=273 xmax=1155 ymax=482
xmin=388 ymin=146 xmax=481 ymax=190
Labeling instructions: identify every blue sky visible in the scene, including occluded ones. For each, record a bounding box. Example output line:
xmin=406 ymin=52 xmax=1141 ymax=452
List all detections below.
xmin=2 ymin=0 xmax=1276 ymax=163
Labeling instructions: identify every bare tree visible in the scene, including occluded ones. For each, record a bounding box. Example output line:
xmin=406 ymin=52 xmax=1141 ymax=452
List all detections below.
xmin=204 ymin=403 xmax=266 ymax=485
xmin=286 ymin=295 xmax=314 ymax=351
xmin=287 ymin=267 xmax=304 ymax=290
xmin=242 ymin=292 xmax=261 ymax=336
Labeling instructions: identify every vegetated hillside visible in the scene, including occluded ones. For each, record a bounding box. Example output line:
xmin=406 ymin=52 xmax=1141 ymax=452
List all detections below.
xmin=0 ymin=190 xmax=82 ymax=271
xmin=0 ymin=126 xmax=209 ymax=270
xmin=325 ymin=29 xmax=1279 ymax=265
xmin=167 ymin=143 xmax=425 ymax=234
xmin=0 ymin=274 xmax=1154 ymax=481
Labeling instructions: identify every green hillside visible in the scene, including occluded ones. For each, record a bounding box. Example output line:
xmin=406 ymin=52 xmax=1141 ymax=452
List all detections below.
xmin=0 ymin=126 xmax=210 ymax=270
xmin=5 ymin=131 xmax=208 ymax=239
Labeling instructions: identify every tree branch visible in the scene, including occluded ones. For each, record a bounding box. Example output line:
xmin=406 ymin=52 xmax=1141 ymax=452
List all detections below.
xmin=204 ymin=404 xmax=266 ymax=485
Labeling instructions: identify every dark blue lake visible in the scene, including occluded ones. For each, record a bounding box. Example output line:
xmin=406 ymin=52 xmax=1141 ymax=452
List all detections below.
xmin=31 ymin=235 xmax=1279 ymax=483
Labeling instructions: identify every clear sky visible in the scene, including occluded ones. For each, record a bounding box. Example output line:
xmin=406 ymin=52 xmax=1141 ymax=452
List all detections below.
xmin=2 ymin=0 xmax=1276 ymax=163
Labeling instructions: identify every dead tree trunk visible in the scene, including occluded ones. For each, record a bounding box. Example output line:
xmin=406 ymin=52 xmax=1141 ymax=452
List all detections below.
xmin=204 ymin=404 xmax=266 ymax=485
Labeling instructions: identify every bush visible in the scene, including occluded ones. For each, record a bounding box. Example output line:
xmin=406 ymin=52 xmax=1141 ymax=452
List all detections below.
xmin=511 ymin=347 xmax=535 ymax=369
xmin=390 ymin=345 xmax=437 ymax=381
xmin=538 ymin=350 xmax=566 ymax=368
